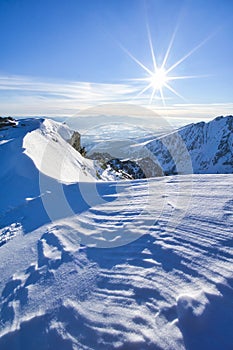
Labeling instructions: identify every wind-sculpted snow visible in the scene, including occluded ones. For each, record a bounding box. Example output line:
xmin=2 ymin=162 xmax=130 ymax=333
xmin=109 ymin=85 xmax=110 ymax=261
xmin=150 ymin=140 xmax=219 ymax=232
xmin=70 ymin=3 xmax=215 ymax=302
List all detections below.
xmin=0 ymin=174 xmax=233 ymax=349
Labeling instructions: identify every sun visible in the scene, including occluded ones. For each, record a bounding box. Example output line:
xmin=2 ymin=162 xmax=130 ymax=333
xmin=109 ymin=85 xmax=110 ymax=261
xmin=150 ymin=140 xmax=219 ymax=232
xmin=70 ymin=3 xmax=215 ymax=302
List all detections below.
xmin=120 ymin=22 xmax=208 ymax=105
xmin=149 ymin=68 xmax=168 ymax=90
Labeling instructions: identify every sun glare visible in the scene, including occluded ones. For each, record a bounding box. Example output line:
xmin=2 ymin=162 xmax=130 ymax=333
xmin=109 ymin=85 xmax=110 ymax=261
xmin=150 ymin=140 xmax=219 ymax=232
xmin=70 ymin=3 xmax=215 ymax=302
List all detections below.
xmin=149 ymin=68 xmax=168 ymax=90
xmin=121 ymin=22 xmax=208 ymax=105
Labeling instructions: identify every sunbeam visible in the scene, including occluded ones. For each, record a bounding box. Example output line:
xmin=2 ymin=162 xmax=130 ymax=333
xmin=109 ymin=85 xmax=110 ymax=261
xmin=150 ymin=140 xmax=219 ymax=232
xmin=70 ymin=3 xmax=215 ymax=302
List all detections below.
xmin=146 ymin=21 xmax=157 ymax=72
xmin=121 ymin=22 xmax=212 ymax=105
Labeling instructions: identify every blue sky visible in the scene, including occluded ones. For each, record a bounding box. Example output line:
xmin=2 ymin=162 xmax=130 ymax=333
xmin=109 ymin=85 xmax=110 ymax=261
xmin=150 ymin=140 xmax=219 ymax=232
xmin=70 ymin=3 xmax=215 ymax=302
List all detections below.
xmin=0 ymin=0 xmax=233 ymax=123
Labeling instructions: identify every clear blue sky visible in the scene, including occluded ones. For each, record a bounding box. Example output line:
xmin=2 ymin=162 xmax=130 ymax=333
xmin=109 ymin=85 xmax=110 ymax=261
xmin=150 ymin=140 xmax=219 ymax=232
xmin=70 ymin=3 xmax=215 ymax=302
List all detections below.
xmin=0 ymin=0 xmax=233 ymax=121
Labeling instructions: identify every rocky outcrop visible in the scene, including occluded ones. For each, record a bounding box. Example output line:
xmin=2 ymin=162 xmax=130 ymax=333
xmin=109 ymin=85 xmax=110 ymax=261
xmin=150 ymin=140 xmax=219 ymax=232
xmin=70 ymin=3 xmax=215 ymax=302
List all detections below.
xmin=107 ymin=158 xmax=146 ymax=179
xmin=69 ymin=131 xmax=81 ymax=152
xmin=0 ymin=117 xmax=17 ymax=128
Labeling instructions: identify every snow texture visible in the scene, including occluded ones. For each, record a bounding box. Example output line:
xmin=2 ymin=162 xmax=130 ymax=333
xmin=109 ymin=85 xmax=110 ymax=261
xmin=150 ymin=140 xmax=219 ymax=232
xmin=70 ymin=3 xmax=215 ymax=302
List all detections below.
xmin=0 ymin=117 xmax=233 ymax=349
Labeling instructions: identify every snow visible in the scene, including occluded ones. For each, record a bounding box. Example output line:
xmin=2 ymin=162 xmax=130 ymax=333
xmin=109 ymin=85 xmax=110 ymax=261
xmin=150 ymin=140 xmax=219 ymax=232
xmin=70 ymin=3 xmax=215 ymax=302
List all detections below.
xmin=146 ymin=115 xmax=233 ymax=175
xmin=23 ymin=118 xmax=96 ymax=183
xmin=0 ymin=117 xmax=233 ymax=349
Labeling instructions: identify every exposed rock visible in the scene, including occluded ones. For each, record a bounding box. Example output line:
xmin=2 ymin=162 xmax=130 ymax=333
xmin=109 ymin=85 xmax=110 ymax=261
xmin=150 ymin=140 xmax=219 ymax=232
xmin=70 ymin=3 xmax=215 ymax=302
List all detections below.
xmin=69 ymin=131 xmax=81 ymax=152
xmin=108 ymin=158 xmax=146 ymax=179
xmin=0 ymin=117 xmax=17 ymax=128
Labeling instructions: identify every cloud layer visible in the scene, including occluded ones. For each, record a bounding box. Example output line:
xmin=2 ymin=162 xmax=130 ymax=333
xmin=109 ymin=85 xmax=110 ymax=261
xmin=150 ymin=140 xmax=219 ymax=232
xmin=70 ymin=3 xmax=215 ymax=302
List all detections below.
xmin=0 ymin=75 xmax=232 ymax=124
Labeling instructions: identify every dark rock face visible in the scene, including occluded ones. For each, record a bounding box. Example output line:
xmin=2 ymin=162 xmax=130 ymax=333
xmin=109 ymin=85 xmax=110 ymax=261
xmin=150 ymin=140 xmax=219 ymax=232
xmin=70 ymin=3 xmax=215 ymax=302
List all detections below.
xmin=69 ymin=131 xmax=81 ymax=152
xmin=106 ymin=157 xmax=164 ymax=179
xmin=0 ymin=117 xmax=16 ymax=128
xmin=108 ymin=158 xmax=146 ymax=179
xmin=88 ymin=151 xmax=163 ymax=179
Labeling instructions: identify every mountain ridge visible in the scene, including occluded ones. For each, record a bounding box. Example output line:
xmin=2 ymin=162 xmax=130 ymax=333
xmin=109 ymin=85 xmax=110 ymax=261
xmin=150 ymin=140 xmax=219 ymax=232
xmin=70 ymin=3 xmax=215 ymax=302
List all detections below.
xmin=146 ymin=115 xmax=233 ymax=176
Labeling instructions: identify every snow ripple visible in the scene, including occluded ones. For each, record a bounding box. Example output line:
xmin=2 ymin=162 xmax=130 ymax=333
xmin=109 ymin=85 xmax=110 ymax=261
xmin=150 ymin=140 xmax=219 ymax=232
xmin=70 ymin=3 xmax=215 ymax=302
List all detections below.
xmin=0 ymin=175 xmax=232 ymax=349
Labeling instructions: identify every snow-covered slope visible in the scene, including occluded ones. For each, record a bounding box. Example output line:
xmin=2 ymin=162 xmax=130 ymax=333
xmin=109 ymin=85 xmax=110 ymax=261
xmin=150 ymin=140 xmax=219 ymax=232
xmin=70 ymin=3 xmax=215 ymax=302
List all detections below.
xmin=0 ymin=117 xmax=233 ymax=349
xmin=22 ymin=118 xmax=97 ymax=183
xmin=0 ymin=118 xmax=97 ymax=234
xmin=146 ymin=115 xmax=233 ymax=175
xmin=0 ymin=174 xmax=232 ymax=349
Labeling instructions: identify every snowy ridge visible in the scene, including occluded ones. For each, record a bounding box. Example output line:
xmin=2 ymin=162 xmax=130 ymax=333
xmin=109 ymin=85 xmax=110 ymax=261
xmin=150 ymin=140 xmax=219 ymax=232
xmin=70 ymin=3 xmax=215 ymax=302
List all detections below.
xmin=22 ymin=118 xmax=97 ymax=182
xmin=146 ymin=115 xmax=233 ymax=175
xmin=0 ymin=118 xmax=98 ymax=233
xmin=0 ymin=117 xmax=96 ymax=184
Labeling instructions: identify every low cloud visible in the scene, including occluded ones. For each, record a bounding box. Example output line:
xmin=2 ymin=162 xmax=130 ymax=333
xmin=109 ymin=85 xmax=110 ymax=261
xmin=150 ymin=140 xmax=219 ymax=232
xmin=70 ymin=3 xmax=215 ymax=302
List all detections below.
xmin=0 ymin=75 xmax=231 ymax=126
